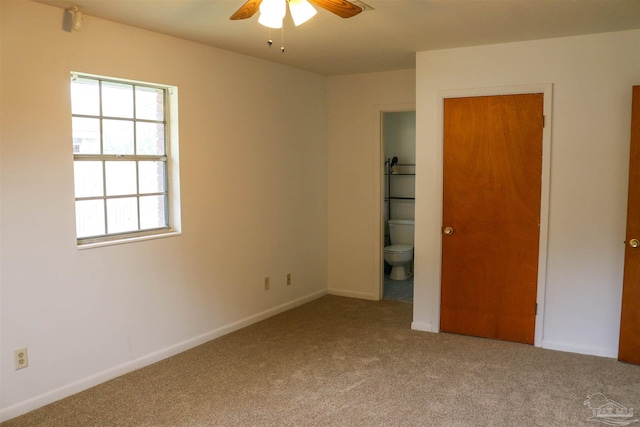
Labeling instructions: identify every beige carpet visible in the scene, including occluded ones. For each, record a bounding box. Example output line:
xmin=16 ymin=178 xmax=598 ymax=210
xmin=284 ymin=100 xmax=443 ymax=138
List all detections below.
xmin=3 ymin=295 xmax=640 ymax=426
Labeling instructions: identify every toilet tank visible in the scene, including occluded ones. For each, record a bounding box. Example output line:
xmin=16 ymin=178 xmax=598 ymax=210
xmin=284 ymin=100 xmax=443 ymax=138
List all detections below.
xmin=388 ymin=219 xmax=415 ymax=245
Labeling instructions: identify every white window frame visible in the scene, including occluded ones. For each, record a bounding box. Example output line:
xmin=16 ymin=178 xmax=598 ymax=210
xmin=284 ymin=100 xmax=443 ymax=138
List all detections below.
xmin=71 ymin=72 xmax=181 ymax=249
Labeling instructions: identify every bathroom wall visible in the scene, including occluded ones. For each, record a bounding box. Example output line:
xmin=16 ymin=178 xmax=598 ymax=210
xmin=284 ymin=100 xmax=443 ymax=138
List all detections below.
xmin=1 ymin=0 xmax=327 ymax=420
xmin=383 ymin=111 xmax=416 ymax=223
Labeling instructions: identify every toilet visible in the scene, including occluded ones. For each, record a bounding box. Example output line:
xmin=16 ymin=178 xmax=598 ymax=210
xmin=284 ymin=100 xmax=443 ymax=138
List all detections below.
xmin=383 ymin=219 xmax=415 ymax=281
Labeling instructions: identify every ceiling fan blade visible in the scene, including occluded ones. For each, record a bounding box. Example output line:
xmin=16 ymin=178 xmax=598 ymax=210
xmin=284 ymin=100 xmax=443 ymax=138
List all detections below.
xmin=230 ymin=0 xmax=263 ymax=20
xmin=307 ymin=0 xmax=362 ymax=18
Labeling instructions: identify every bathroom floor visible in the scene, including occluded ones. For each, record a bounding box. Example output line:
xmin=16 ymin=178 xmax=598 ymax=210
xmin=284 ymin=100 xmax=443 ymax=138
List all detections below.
xmin=383 ymin=274 xmax=414 ymax=302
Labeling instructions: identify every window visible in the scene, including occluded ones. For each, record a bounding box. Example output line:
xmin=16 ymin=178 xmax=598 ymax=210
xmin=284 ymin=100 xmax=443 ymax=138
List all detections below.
xmin=71 ymin=73 xmax=179 ymax=246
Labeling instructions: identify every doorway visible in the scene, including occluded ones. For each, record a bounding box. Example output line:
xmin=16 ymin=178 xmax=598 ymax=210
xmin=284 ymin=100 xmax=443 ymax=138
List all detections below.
xmin=440 ymin=93 xmax=543 ymax=344
xmin=382 ymin=110 xmax=416 ymax=302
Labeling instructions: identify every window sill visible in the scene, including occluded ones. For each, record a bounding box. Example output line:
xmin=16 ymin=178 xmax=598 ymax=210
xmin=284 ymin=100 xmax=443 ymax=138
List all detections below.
xmin=77 ymin=230 xmax=181 ymax=250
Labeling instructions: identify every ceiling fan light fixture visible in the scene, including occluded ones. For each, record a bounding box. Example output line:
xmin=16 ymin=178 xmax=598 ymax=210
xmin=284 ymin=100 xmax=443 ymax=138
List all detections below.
xmin=258 ymin=0 xmax=286 ymax=28
xmin=288 ymin=0 xmax=317 ymax=26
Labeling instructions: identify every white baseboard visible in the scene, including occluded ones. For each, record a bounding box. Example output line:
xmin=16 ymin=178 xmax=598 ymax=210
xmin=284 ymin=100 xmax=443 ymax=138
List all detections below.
xmin=0 ymin=290 xmax=327 ymax=423
xmin=411 ymin=321 xmax=436 ymax=333
xmin=327 ymin=288 xmax=379 ymax=301
xmin=541 ymin=339 xmax=617 ymax=359
xmin=407 ymin=329 xmax=616 ymax=358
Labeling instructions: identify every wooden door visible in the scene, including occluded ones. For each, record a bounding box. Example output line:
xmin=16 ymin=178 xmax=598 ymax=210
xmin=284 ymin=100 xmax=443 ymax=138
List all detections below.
xmin=619 ymin=86 xmax=640 ymax=365
xmin=441 ymin=93 xmax=543 ymax=345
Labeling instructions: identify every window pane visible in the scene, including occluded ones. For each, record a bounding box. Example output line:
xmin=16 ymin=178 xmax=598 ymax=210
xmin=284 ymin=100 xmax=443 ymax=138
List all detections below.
xmin=136 ymin=86 xmax=164 ymax=121
xmin=105 ymin=161 xmax=136 ymax=196
xmin=102 ymin=81 xmax=133 ymax=118
xmin=74 ymin=161 xmax=104 ymax=198
xmin=76 ymin=199 xmax=105 ymax=238
xmin=136 ymin=122 xmax=165 ymax=155
xmin=140 ymin=195 xmax=167 ymax=229
xmin=72 ymin=117 xmax=101 ymax=154
xmin=71 ymin=74 xmax=176 ymax=243
xmin=71 ymin=77 xmax=100 ymax=116
xmin=107 ymin=197 xmax=138 ymax=234
xmin=103 ymin=119 xmax=134 ymax=155
xmin=139 ymin=161 xmax=165 ymax=194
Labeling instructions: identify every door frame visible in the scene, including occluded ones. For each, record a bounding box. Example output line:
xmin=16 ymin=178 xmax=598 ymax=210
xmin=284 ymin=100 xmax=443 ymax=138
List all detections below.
xmin=374 ymin=103 xmax=416 ymax=301
xmin=435 ymin=84 xmax=553 ymax=347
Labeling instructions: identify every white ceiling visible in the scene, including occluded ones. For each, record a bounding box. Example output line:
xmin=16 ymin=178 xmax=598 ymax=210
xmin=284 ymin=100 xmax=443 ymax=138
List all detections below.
xmin=33 ymin=0 xmax=640 ymax=76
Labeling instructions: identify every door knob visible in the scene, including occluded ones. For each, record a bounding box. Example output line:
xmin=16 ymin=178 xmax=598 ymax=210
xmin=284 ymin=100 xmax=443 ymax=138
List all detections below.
xmin=444 ymin=226 xmax=454 ymax=236
xmin=630 ymin=238 xmax=640 ymax=248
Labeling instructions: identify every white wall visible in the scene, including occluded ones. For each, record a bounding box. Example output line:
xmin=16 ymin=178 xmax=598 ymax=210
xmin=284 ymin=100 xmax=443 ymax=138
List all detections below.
xmin=414 ymin=30 xmax=640 ymax=357
xmin=0 ymin=0 xmax=327 ymax=420
xmin=327 ymin=70 xmax=416 ymax=300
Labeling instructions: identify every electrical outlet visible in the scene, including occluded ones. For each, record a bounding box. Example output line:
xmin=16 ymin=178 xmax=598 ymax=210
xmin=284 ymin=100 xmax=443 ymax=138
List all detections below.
xmin=14 ymin=347 xmax=28 ymax=370
xmin=264 ymin=276 xmax=270 ymax=290
xmin=287 ymin=273 xmax=291 ymax=286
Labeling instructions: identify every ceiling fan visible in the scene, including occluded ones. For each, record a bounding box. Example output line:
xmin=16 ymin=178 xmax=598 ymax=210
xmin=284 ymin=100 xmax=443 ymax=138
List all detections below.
xmin=230 ymin=0 xmax=363 ymax=23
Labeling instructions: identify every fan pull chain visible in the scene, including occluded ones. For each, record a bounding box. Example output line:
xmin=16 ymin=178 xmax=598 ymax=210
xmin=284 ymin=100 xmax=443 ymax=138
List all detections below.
xmin=281 ymin=26 xmax=285 ymax=53
xmin=264 ymin=26 xmax=284 ymax=53
xmin=267 ymin=28 xmax=273 ymax=47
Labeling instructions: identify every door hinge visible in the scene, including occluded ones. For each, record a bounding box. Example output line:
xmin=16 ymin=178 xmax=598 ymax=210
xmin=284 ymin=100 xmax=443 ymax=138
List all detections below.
xmin=542 ymin=115 xmax=546 ymax=128
xmin=535 ymin=302 xmax=538 ymax=315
